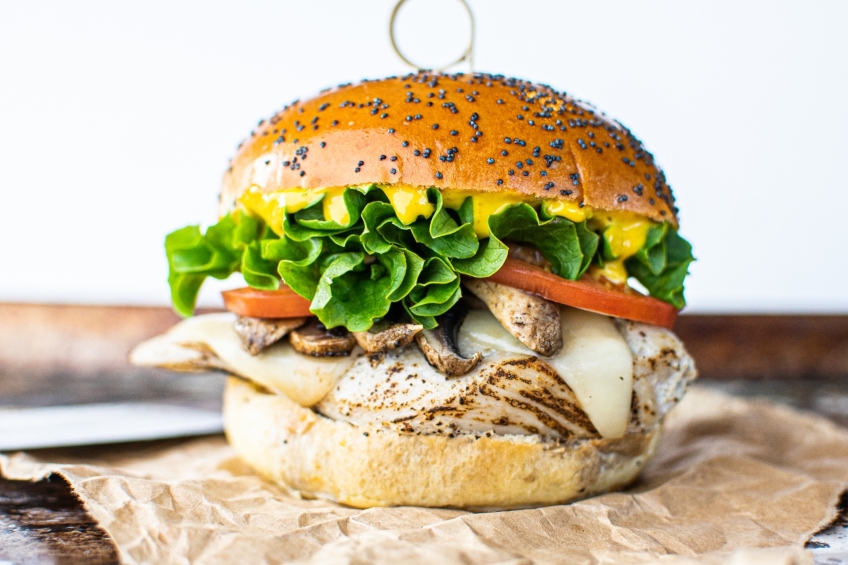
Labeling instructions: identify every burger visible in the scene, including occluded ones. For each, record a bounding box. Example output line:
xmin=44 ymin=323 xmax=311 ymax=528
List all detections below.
xmin=131 ymin=72 xmax=697 ymax=510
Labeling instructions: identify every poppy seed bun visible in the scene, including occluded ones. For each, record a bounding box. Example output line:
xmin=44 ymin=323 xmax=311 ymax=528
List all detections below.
xmin=220 ymin=72 xmax=678 ymax=226
xmin=223 ymin=377 xmax=662 ymax=510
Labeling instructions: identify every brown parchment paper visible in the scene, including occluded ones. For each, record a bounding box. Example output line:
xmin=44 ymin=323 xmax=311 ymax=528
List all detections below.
xmin=2 ymin=387 xmax=847 ymax=565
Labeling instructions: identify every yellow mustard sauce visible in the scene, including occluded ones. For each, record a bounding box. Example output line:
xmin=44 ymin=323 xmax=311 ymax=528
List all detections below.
xmin=284 ymin=188 xmax=322 ymax=215
xmin=441 ymin=190 xmax=538 ymax=238
xmin=588 ymin=210 xmax=653 ymax=284
xmin=383 ymin=185 xmax=435 ymax=225
xmin=239 ymin=185 xmax=325 ymax=234
xmin=377 ymin=184 xmax=537 ymax=238
xmin=322 ymin=187 xmax=350 ymax=225
xmin=238 ymin=185 xmax=658 ymax=285
xmin=541 ymin=200 xmax=592 ymax=223
xmin=238 ymin=186 xmax=286 ymax=235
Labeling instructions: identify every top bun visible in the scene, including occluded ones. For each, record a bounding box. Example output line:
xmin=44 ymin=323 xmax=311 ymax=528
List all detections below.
xmin=221 ymin=72 xmax=678 ymax=225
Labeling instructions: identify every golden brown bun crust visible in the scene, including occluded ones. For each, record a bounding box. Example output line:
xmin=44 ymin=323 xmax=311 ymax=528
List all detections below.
xmin=221 ymin=72 xmax=678 ymax=225
xmin=223 ymin=377 xmax=661 ymax=510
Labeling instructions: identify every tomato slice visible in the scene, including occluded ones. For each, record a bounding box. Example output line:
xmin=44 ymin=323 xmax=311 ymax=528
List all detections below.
xmin=222 ymin=260 xmax=676 ymax=327
xmin=485 ymin=258 xmax=678 ymax=329
xmin=221 ymin=286 xmax=313 ymax=319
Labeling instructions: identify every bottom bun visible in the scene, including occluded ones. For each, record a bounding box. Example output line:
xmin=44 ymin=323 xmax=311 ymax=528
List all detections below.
xmin=224 ymin=377 xmax=662 ymax=510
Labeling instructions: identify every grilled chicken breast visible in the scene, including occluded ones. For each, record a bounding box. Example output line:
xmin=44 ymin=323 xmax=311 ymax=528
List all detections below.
xmin=317 ymin=309 xmax=696 ymax=440
xmin=132 ymin=309 xmax=696 ymax=440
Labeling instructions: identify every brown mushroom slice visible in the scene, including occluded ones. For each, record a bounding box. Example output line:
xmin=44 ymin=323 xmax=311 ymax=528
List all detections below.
xmin=233 ymin=316 xmax=308 ymax=356
xmin=415 ymin=304 xmax=482 ymax=377
xmin=507 ymin=242 xmax=551 ymax=270
xmin=353 ymin=322 xmax=423 ymax=353
xmin=289 ymin=319 xmax=356 ymax=357
xmin=463 ymin=278 xmax=562 ymax=356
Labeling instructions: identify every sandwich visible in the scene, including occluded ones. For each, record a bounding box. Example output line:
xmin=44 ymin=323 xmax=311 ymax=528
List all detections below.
xmin=131 ymin=72 xmax=697 ymax=510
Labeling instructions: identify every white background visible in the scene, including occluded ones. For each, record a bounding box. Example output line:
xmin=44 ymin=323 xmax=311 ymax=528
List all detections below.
xmin=1 ymin=0 xmax=846 ymax=313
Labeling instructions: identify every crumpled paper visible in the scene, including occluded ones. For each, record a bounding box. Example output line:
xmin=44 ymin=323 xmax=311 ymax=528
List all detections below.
xmin=2 ymin=387 xmax=846 ymax=565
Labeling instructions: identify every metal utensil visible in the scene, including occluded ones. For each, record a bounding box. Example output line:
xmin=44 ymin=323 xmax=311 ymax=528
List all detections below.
xmin=0 ymin=403 xmax=223 ymax=451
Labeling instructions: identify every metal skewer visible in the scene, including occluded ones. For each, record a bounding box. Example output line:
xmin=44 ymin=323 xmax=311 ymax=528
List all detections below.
xmin=389 ymin=0 xmax=475 ymax=72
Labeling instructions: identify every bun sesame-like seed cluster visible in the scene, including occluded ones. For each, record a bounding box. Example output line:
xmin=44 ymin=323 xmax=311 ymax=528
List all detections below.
xmin=221 ymin=72 xmax=678 ymax=225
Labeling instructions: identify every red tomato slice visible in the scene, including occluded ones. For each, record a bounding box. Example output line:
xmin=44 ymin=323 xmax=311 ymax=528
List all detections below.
xmin=222 ymin=260 xmax=677 ymax=327
xmin=485 ymin=258 xmax=678 ymax=329
xmin=222 ymin=286 xmax=313 ymax=319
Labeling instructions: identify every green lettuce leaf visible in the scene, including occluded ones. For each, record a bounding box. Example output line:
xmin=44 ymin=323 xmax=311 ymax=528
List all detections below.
xmin=409 ymin=189 xmax=479 ymax=259
xmin=263 ymin=237 xmax=323 ymax=299
xmin=626 ymin=227 xmax=694 ymax=308
xmin=164 ymin=186 xmax=694 ymax=327
xmin=164 ymin=213 xmax=262 ymax=317
xmin=488 ymin=203 xmax=599 ymax=280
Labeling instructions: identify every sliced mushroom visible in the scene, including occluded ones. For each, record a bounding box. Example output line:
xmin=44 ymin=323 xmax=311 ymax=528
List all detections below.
xmin=353 ymin=322 xmax=423 ymax=353
xmin=289 ymin=318 xmax=356 ymax=357
xmin=507 ymin=242 xmax=551 ymax=270
xmin=233 ymin=316 xmax=308 ymax=355
xmin=463 ymin=278 xmax=562 ymax=356
xmin=415 ymin=304 xmax=482 ymax=377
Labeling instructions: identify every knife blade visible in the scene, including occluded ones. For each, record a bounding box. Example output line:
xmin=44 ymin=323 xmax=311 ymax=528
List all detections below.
xmin=0 ymin=403 xmax=223 ymax=451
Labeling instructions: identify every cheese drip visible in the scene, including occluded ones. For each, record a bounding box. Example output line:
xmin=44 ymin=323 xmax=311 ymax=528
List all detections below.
xmin=165 ymin=313 xmax=355 ymax=406
xmin=459 ymin=307 xmax=633 ymax=438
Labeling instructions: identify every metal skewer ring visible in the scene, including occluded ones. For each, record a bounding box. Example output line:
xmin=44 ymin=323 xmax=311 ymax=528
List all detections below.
xmin=389 ymin=0 xmax=475 ymax=71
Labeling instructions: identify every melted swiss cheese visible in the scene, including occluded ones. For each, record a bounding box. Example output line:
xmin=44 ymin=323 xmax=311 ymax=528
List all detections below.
xmin=159 ymin=307 xmax=634 ymax=439
xmin=458 ymin=307 xmax=633 ymax=438
xmin=166 ymin=313 xmax=356 ymax=406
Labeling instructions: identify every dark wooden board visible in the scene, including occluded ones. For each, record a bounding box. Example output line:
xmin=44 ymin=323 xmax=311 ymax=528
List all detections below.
xmin=674 ymin=314 xmax=848 ymax=380
xmin=0 ymin=474 xmax=118 ymax=565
